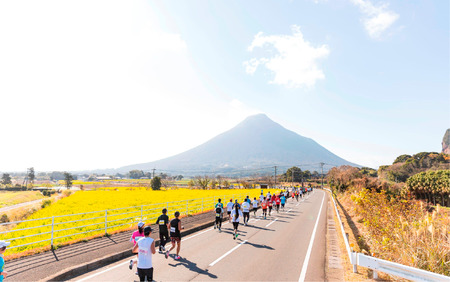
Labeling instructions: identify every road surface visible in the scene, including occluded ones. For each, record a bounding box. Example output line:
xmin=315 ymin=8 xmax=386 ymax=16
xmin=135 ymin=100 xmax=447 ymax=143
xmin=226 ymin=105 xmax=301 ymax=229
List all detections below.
xmin=72 ymin=189 xmax=328 ymax=282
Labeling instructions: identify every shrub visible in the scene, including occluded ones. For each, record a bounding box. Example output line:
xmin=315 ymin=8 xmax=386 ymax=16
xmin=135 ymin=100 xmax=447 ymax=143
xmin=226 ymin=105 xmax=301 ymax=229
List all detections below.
xmin=41 ymin=200 xmax=52 ymax=209
xmin=351 ymin=189 xmax=449 ymax=275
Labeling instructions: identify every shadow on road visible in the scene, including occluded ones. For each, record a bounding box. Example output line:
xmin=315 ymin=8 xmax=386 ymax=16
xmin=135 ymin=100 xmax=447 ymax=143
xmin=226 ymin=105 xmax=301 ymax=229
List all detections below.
xmin=168 ymin=257 xmax=217 ymax=279
xmin=245 ymin=241 xmax=274 ymax=250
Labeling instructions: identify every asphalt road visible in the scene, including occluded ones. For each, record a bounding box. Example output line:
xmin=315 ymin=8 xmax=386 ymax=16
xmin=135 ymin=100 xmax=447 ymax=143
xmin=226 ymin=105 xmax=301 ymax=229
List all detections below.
xmin=72 ymin=189 xmax=328 ymax=282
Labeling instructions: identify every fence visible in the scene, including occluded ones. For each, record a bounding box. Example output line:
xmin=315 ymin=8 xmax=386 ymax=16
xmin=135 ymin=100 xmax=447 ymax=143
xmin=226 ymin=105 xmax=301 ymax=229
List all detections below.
xmin=325 ymin=188 xmax=449 ymax=281
xmin=0 ymin=193 xmax=250 ymax=256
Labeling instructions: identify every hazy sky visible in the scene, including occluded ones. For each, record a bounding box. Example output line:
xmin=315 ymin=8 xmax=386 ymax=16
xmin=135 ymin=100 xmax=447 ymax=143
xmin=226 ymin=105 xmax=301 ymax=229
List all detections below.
xmin=0 ymin=0 xmax=448 ymax=172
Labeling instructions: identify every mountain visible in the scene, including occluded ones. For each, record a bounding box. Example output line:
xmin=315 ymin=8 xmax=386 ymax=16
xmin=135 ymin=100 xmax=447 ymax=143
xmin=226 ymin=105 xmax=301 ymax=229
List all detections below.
xmin=117 ymin=114 xmax=358 ymax=175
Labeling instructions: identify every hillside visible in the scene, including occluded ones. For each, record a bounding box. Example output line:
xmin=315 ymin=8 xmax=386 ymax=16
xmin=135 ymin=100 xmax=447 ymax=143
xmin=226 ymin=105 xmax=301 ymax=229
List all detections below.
xmin=118 ymin=114 xmax=358 ymax=175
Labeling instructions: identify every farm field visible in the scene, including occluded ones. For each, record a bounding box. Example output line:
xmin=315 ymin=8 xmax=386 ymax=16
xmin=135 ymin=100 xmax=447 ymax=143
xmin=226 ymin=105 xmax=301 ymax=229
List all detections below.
xmin=1 ymin=187 xmax=280 ymax=258
xmin=0 ymin=191 xmax=45 ymax=208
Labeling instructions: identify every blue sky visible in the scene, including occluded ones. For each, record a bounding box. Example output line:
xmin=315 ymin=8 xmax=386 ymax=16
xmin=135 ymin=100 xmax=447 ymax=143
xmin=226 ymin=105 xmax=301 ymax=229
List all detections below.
xmin=0 ymin=0 xmax=448 ymax=172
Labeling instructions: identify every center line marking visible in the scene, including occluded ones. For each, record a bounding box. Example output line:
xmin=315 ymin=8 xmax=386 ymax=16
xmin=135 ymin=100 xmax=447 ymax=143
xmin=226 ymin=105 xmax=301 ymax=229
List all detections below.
xmin=209 ymin=240 xmax=248 ymax=266
xmin=265 ymin=218 xmax=278 ymax=227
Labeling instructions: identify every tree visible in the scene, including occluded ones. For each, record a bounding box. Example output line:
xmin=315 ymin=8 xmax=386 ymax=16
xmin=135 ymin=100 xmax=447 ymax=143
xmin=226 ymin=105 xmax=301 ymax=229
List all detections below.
xmin=64 ymin=172 xmax=74 ymax=189
xmin=281 ymin=167 xmax=303 ymax=183
xmin=28 ymin=167 xmax=35 ymax=183
xmin=195 ymin=176 xmax=210 ymax=189
xmin=151 ymin=176 xmax=162 ymax=190
xmin=128 ymin=170 xmax=144 ymax=179
xmin=1 ymin=173 xmax=12 ymax=186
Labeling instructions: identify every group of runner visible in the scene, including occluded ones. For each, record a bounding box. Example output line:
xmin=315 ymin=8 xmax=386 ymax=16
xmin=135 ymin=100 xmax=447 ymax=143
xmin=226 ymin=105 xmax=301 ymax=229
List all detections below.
xmin=128 ymin=187 xmax=312 ymax=281
xmin=129 ymin=208 xmax=184 ymax=282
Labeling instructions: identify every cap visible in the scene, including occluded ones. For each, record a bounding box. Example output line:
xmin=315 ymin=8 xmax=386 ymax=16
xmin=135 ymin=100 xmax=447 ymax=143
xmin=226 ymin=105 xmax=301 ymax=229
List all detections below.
xmin=144 ymin=226 xmax=152 ymax=235
xmin=138 ymin=222 xmax=145 ymax=228
xmin=0 ymin=240 xmax=11 ymax=248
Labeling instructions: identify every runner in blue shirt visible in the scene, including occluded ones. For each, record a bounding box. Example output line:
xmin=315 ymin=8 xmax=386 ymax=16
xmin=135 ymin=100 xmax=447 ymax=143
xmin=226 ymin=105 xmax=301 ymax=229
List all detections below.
xmin=280 ymin=195 xmax=286 ymax=211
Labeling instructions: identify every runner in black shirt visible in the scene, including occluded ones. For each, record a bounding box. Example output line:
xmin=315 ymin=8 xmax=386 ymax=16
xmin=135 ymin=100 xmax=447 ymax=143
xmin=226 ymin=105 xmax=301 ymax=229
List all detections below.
xmin=156 ymin=208 xmax=169 ymax=253
xmin=166 ymin=211 xmax=182 ymax=260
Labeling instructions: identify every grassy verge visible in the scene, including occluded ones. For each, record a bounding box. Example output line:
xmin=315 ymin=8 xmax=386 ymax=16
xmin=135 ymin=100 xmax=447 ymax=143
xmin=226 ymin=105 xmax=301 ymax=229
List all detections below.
xmin=0 ymin=191 xmax=45 ymax=208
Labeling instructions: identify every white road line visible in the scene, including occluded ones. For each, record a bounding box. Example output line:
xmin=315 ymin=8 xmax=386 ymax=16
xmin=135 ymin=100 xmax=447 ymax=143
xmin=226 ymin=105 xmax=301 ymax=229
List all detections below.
xmin=298 ymin=193 xmax=325 ymax=282
xmin=209 ymin=240 xmax=248 ymax=267
xmin=286 ymin=208 xmax=293 ymax=213
xmin=77 ymin=260 xmax=129 ymax=282
xmin=265 ymin=218 xmax=278 ymax=227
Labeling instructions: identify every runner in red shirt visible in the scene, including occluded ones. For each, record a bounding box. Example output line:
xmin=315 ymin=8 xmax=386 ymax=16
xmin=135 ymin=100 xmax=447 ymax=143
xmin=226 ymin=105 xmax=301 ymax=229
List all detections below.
xmin=275 ymin=196 xmax=281 ymax=213
xmin=261 ymin=200 xmax=268 ymax=219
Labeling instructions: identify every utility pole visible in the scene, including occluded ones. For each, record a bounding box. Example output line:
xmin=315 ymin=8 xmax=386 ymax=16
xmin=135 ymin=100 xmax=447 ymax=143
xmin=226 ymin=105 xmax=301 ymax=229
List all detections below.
xmin=320 ymin=162 xmax=325 ymax=189
xmin=274 ymin=166 xmax=277 ymax=189
xmin=152 ymin=168 xmax=156 ymax=179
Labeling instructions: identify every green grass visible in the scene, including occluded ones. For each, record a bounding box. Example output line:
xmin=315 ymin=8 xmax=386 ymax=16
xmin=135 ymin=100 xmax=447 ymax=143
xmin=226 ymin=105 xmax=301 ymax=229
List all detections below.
xmin=0 ymin=191 xmax=45 ymax=208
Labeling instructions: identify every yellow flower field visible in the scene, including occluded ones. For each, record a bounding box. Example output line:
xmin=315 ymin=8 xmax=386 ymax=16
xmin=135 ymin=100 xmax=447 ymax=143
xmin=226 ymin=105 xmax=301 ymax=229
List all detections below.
xmin=1 ymin=187 xmax=279 ymax=257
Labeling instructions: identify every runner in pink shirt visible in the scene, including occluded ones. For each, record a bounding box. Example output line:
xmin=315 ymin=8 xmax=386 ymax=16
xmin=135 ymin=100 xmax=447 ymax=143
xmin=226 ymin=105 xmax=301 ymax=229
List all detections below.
xmin=129 ymin=222 xmax=145 ymax=272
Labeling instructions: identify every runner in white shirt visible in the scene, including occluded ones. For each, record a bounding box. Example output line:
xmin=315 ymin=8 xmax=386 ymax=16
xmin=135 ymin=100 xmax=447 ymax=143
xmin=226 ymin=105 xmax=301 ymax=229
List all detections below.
xmin=241 ymin=200 xmax=250 ymax=226
xmin=266 ymin=191 xmax=271 ymax=199
xmin=230 ymin=205 xmax=244 ymax=240
xmin=226 ymin=199 xmax=234 ymax=223
xmin=252 ymin=197 xmax=259 ymax=217
xmin=259 ymin=193 xmax=265 ymax=203
xmin=132 ymin=226 xmax=156 ymax=282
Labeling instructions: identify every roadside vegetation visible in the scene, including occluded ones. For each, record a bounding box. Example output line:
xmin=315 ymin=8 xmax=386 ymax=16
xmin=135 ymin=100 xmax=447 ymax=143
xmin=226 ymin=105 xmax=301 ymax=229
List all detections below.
xmin=327 ymin=152 xmax=450 ymax=276
xmin=0 ymin=191 xmax=45 ymax=208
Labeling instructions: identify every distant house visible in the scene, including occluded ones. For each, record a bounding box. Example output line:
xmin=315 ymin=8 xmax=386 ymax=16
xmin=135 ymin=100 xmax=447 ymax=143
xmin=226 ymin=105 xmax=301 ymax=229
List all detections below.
xmin=96 ymin=176 xmax=112 ymax=181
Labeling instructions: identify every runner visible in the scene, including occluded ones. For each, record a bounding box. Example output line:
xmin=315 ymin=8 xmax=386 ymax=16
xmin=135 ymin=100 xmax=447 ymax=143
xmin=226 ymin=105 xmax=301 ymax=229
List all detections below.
xmin=268 ymin=197 xmax=273 ymax=216
xmin=292 ymin=189 xmax=295 ymax=201
xmin=241 ymin=199 xmax=250 ymax=226
xmin=275 ymin=195 xmax=281 ymax=213
xmin=132 ymin=226 xmax=156 ymax=282
xmin=245 ymin=195 xmax=251 ymax=204
xmin=230 ymin=205 xmax=243 ymax=239
xmin=280 ymin=194 xmax=286 ymax=211
xmin=226 ymin=199 xmax=234 ymax=222
xmin=252 ymin=197 xmax=259 ymax=217
xmin=166 ymin=211 xmax=182 ymax=260
xmin=261 ymin=199 xmax=268 ymax=219
xmin=156 ymin=209 xmax=169 ymax=253
xmin=295 ymin=189 xmax=299 ymax=202
xmin=129 ymin=222 xmax=145 ymax=271
xmin=233 ymin=199 xmax=241 ymax=210
xmin=214 ymin=198 xmax=224 ymax=230
xmin=259 ymin=192 xmax=265 ymax=203
xmin=266 ymin=191 xmax=271 ymax=200
xmin=0 ymin=240 xmax=10 ymax=282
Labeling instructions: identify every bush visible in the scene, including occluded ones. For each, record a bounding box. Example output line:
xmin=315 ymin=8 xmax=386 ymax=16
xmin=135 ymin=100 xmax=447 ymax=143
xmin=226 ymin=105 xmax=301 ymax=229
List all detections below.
xmin=0 ymin=214 xmax=9 ymax=223
xmin=41 ymin=200 xmax=52 ymax=209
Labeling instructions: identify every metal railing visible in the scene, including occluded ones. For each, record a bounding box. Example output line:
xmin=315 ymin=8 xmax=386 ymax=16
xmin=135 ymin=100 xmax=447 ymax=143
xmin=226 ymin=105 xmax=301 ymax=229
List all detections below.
xmin=324 ymin=188 xmax=449 ymax=281
xmin=0 ymin=193 xmax=250 ymax=255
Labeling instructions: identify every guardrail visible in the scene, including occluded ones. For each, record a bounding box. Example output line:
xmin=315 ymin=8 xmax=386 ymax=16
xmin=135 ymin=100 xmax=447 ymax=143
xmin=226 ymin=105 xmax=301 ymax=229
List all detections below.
xmin=324 ymin=188 xmax=449 ymax=281
xmin=0 ymin=193 xmax=250 ymax=255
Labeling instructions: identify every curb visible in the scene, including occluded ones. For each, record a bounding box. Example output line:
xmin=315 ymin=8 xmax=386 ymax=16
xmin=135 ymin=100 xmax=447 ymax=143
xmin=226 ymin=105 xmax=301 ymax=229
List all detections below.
xmin=43 ymin=219 xmax=218 ymax=282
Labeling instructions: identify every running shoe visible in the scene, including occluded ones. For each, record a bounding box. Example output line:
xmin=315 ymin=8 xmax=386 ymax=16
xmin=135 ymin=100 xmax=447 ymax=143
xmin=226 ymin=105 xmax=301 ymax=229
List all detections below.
xmin=233 ymin=233 xmax=236 ymax=240
xmin=236 ymin=233 xmax=239 ymax=239
xmin=214 ymin=224 xmax=216 ymax=229
xmin=165 ymin=251 xmax=169 ymax=259
xmin=175 ymin=255 xmax=181 ymax=260
xmin=161 ymin=245 xmax=165 ymax=252
xmin=129 ymin=260 xmax=133 ymax=270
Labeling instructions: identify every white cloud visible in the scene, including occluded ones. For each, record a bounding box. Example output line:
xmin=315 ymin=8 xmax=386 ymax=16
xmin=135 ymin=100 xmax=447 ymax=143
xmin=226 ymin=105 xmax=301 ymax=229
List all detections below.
xmin=244 ymin=25 xmax=330 ymax=89
xmin=350 ymin=0 xmax=399 ymax=39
